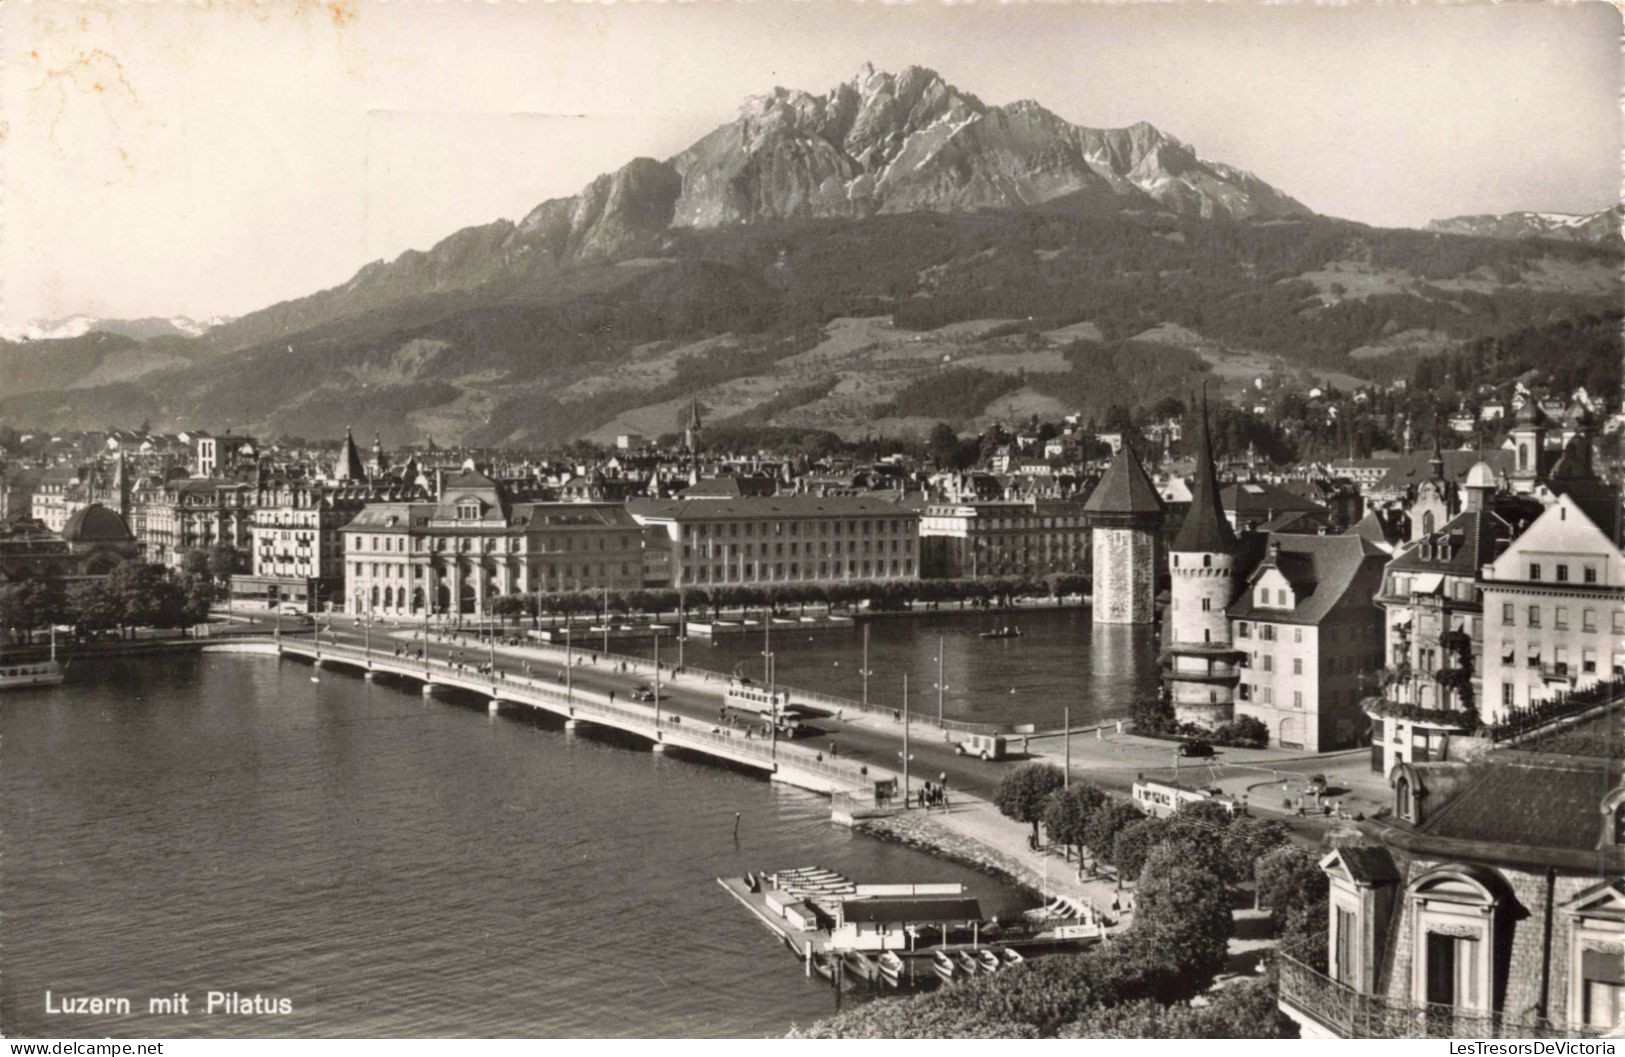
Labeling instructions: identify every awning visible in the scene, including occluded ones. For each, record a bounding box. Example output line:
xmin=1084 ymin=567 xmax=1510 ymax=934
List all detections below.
xmin=1410 ymin=572 xmax=1444 ymax=595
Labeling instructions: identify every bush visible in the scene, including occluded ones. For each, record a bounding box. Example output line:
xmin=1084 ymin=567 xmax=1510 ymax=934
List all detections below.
xmin=1131 ymin=842 xmax=1235 ymax=999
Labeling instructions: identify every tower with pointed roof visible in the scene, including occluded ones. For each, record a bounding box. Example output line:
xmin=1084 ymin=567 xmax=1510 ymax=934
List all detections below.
xmin=1509 ymin=399 xmax=1546 ymax=494
xmin=368 ymin=432 xmax=388 ymax=479
xmin=1083 ymin=438 xmax=1164 ymax=624
xmin=684 ymin=399 xmax=703 ymax=454
xmin=333 ymin=426 xmax=366 ymax=482
xmin=1164 ymin=389 xmax=1244 ymax=730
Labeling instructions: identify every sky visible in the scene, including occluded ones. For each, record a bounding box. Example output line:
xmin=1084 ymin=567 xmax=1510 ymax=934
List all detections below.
xmin=3 ymin=0 xmax=1619 ymax=327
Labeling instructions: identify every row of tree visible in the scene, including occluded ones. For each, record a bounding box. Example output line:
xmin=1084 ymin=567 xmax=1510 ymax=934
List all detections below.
xmin=0 ymin=559 xmax=216 ymax=641
xmin=485 ymin=574 xmax=1092 ymax=624
xmin=796 ymin=764 xmax=1329 ymax=1037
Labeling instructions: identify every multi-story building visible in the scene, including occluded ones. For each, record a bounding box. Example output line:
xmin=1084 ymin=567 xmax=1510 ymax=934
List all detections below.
xmin=343 ymin=470 xmax=643 ymax=618
xmin=1231 ymin=534 xmax=1388 ymax=751
xmin=235 ymin=477 xmax=417 ymax=612
xmin=1277 ymin=723 xmax=1622 ymax=1038
xmin=0 ymin=466 xmax=39 ymax=523
xmin=1365 ymin=465 xmax=1538 ymax=776
xmin=1479 ymin=493 xmax=1625 ymax=722
xmin=629 ymin=495 xmax=919 ymax=589
xmin=1083 ymin=443 xmax=1163 ymax=625
xmin=138 ymin=478 xmax=255 ymax=572
xmin=31 ymin=466 xmax=82 ymax=532
xmin=919 ymin=499 xmax=1090 ymax=579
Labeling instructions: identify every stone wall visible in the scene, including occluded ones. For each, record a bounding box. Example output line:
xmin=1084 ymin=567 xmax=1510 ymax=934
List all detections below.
xmin=1092 ymin=526 xmax=1155 ymax=625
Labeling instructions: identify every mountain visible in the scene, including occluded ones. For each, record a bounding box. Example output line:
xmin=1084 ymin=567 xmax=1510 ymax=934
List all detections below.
xmin=0 ymin=66 xmax=1618 ymax=446
xmin=0 ymin=314 xmax=231 ymax=343
xmin=1426 ymin=206 xmax=1622 ymax=246
xmin=201 ymin=65 xmax=1308 ymax=355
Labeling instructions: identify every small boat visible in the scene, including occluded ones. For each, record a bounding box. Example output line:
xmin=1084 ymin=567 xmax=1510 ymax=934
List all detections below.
xmin=977 ymin=949 xmax=1002 ymax=973
xmin=955 ymin=950 xmax=980 ymax=975
xmin=0 ymin=628 xmax=66 ymax=691
xmin=1000 ymin=947 xmax=1025 ymax=967
xmin=978 ymin=626 xmax=1023 ymax=640
xmin=932 ymin=950 xmax=956 ymax=982
xmin=877 ymin=951 xmax=904 ymax=984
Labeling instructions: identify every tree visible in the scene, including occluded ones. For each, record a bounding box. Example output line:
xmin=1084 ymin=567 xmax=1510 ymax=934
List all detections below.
xmin=1083 ymin=799 xmax=1146 ymax=869
xmin=1131 ymin=842 xmax=1234 ymax=1000
xmin=207 ymin=544 xmax=241 ymax=583
xmin=1220 ymin=816 xmax=1292 ymax=888
xmin=179 ymin=548 xmax=211 ymax=580
xmin=1042 ymin=784 xmax=1107 ymax=861
xmin=1254 ymin=844 xmax=1328 ymax=936
xmin=66 ymin=581 xmax=123 ymax=633
xmin=994 ymin=763 xmax=1066 ymax=840
xmin=0 ymin=579 xmax=56 ymax=642
xmin=1061 ymin=978 xmax=1296 ymax=1039
xmin=1111 ymin=816 xmax=1167 ymax=880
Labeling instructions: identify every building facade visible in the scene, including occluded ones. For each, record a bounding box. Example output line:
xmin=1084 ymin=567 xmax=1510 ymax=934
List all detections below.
xmin=1231 ymin=534 xmax=1387 ymax=751
xmin=919 ymin=499 xmax=1089 ymax=579
xmin=1479 ymin=494 xmax=1625 ymax=722
xmin=629 ymin=496 xmax=919 ymax=589
xmin=344 ymin=471 xmax=644 ymax=618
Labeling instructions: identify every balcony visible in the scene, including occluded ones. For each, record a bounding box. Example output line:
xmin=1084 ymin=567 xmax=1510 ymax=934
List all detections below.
xmin=1277 ymin=947 xmax=1599 ymax=1040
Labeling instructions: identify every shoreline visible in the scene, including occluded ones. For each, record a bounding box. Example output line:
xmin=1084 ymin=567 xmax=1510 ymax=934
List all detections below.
xmin=853 ymin=811 xmax=1053 ymax=909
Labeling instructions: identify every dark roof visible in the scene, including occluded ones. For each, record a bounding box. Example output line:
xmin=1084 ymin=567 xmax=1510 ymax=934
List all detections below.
xmin=839 ymin=897 xmax=982 ymax=924
xmin=1385 ymin=507 xmax=1515 ymax=577
xmin=681 ymin=475 xmax=776 ymax=499
xmin=1371 ymin=449 xmax=1513 ymax=493
xmin=1227 ymin=533 xmax=1387 ymax=625
xmin=60 ymin=503 xmax=133 ymax=543
xmin=1173 ymin=394 xmax=1236 ymax=553
xmin=1082 ymin=443 xmax=1163 ymax=520
xmin=1220 ymin=480 xmax=1329 ymax=520
xmin=1332 ymin=846 xmax=1401 ymax=885
xmin=1412 ymin=752 xmax=1621 ymax=853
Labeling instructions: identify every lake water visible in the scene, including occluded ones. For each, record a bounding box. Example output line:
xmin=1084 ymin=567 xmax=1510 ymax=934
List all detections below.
xmin=0 ymin=652 xmax=1037 ymax=1038
xmin=634 ymin=606 xmax=1161 ymax=728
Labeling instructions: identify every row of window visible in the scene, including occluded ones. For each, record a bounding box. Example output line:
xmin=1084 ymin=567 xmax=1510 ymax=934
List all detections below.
xmin=680 ymin=518 xmax=910 ymax=540
xmin=1528 ymin=560 xmax=1600 ymax=584
xmin=683 ymin=539 xmax=911 ymax=559
xmin=680 ymin=559 xmax=915 ymax=584
xmin=1499 ymin=602 xmax=1623 ymax=632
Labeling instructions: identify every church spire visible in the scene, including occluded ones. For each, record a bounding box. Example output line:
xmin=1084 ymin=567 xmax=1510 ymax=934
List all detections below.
xmin=1173 ymin=385 xmax=1237 ymax=554
xmin=334 ymin=425 xmax=366 ymax=481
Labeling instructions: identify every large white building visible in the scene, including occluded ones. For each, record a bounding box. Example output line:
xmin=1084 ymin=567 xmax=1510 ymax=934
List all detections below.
xmin=1480 ymin=493 xmax=1625 ymax=722
xmin=628 ymin=495 xmax=920 ymax=588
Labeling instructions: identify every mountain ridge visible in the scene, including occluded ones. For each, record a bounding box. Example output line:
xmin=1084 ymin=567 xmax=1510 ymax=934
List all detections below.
xmin=1426 ymin=205 xmax=1622 ymax=246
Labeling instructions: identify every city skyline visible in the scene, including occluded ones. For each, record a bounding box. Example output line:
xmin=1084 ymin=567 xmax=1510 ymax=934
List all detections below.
xmin=2 ymin=1 xmax=1618 ymax=328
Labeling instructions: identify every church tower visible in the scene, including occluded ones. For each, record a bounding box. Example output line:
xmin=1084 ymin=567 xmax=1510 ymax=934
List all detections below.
xmin=1509 ymin=400 xmax=1546 ymax=494
xmin=368 ymin=433 xmax=388 ymax=479
xmin=1164 ymin=390 xmax=1244 ymax=730
xmin=684 ymin=399 xmax=703 ymax=453
xmin=1083 ymin=440 xmax=1164 ymax=625
xmin=333 ymin=426 xmax=366 ymax=482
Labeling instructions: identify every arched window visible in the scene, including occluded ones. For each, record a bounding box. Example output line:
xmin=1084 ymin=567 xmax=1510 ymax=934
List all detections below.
xmin=1396 ymin=776 xmax=1412 ymax=821
xmin=1519 ymin=444 xmax=1529 ymax=471
xmin=1423 ymin=512 xmax=1436 ymax=536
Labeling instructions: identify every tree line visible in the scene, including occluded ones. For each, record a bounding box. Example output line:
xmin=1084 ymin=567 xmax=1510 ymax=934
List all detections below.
xmin=485 ymin=574 xmax=1091 ymax=624
xmin=0 ymin=558 xmax=218 ymax=642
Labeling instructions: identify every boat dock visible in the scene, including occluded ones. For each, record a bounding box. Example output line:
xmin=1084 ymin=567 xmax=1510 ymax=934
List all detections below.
xmin=716 ymin=867 xmax=1101 ymax=991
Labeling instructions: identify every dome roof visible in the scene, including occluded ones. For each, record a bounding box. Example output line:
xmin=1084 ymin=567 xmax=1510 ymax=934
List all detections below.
xmin=61 ymin=503 xmax=134 ymax=543
xmin=1464 ymin=461 xmax=1497 ymax=489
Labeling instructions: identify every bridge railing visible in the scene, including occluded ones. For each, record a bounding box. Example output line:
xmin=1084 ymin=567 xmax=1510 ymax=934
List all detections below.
xmin=275 ymin=638 xmax=877 ymax=790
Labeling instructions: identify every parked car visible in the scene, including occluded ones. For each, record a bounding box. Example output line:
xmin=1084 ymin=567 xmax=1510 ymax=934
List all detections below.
xmin=631 ymin=685 xmax=659 ymax=703
xmin=1178 ymin=739 xmax=1215 ymax=758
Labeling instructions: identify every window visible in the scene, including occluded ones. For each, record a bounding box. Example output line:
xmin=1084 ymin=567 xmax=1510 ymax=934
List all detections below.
xmin=1530 ymin=563 xmax=1542 ymax=581
xmin=1425 ymin=932 xmax=1481 ymax=1010
xmin=1263 ymin=656 xmax=1274 ymax=673
xmin=1293 ymin=690 xmax=1303 ymax=708
xmin=1557 ymin=606 xmax=1570 ymax=631
xmin=1558 ymin=564 xmax=1570 ymax=583
xmin=1201 ymin=598 xmax=1211 ymax=612
xmin=1502 ymin=684 xmax=1514 ymax=708
xmin=1335 ymin=907 xmax=1358 ymax=984
xmin=1294 ymin=627 xmax=1303 ymax=644
xmin=1293 ymin=658 xmax=1303 ymax=676
xmin=1582 ymin=950 xmax=1624 ymax=1030
xmin=1616 ymin=611 xmax=1625 ymax=635
xmin=1585 ymin=565 xmax=1599 ymax=585
xmin=1529 ymin=606 xmax=1542 ymax=629
xmin=1585 ymin=609 xmax=1597 ymax=633
xmin=1238 ymin=622 xmax=1251 ymax=639
xmin=1502 ymin=603 xmax=1515 ymax=626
